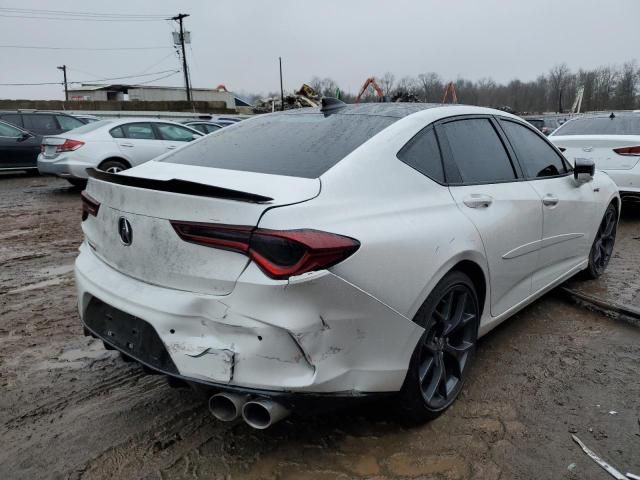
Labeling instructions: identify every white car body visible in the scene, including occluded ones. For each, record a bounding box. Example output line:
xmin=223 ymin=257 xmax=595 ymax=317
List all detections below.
xmin=550 ymin=112 xmax=640 ymax=199
xmin=75 ymin=104 xmax=619 ymax=400
xmin=37 ymin=118 xmax=202 ymax=180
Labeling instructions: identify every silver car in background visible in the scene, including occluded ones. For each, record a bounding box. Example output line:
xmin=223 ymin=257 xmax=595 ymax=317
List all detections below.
xmin=38 ymin=119 xmax=203 ymax=187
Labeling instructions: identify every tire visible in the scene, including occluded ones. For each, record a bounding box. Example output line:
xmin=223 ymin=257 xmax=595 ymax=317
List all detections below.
xmin=98 ymin=159 xmax=129 ymax=174
xmin=67 ymin=178 xmax=87 ymax=188
xmin=585 ymin=203 xmax=617 ymax=279
xmin=399 ymin=271 xmax=480 ymax=423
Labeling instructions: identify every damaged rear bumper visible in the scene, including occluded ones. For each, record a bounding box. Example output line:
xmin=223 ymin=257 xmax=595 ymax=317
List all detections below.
xmin=75 ymin=242 xmax=422 ymax=394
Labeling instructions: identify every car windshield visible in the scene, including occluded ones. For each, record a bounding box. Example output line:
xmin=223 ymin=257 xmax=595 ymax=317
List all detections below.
xmin=161 ymin=112 xmax=398 ymax=178
xmin=552 ymin=115 xmax=640 ymax=136
xmin=68 ymin=119 xmax=114 ymax=135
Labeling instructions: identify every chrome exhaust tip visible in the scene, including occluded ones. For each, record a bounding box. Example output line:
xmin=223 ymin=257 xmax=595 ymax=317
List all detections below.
xmin=242 ymin=398 xmax=290 ymax=430
xmin=208 ymin=392 xmax=250 ymax=422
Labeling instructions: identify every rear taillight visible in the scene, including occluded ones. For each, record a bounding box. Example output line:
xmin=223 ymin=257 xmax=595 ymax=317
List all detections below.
xmin=81 ymin=191 xmax=100 ymax=221
xmin=57 ymin=139 xmax=85 ymax=152
xmin=613 ymin=146 xmax=640 ymax=156
xmin=170 ymin=221 xmax=360 ymax=279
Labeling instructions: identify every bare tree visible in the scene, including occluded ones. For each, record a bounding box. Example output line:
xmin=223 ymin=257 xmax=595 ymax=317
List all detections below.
xmin=549 ymin=63 xmax=570 ymax=112
xmin=613 ymin=61 xmax=638 ymax=109
xmin=417 ymin=72 xmax=443 ymax=102
xmin=378 ymin=72 xmax=396 ymax=98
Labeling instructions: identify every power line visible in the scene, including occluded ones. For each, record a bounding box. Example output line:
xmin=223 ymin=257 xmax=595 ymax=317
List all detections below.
xmin=133 ymin=71 xmax=181 ymax=85
xmin=0 ymin=69 xmax=180 ymax=86
xmin=0 ymin=7 xmax=170 ymax=18
xmin=0 ymin=14 xmax=168 ymax=22
xmin=0 ymin=44 xmax=172 ymax=51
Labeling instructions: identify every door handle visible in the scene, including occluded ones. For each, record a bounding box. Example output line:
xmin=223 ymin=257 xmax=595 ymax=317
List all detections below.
xmin=463 ymin=194 xmax=493 ymax=208
xmin=119 ymin=143 xmax=134 ymax=148
xmin=166 ymin=145 xmax=177 ymax=150
xmin=542 ymin=194 xmax=559 ymax=206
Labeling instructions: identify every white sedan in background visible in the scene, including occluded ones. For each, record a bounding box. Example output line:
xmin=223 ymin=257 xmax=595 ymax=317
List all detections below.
xmin=550 ymin=112 xmax=640 ymax=201
xmin=38 ymin=119 xmax=203 ymax=187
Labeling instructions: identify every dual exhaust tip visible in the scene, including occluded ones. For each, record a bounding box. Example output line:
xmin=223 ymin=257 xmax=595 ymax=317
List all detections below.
xmin=208 ymin=392 xmax=290 ymax=429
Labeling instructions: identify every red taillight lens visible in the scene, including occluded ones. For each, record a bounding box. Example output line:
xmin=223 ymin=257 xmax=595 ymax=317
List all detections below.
xmin=57 ymin=139 xmax=85 ymax=152
xmin=81 ymin=191 xmax=100 ymax=221
xmin=170 ymin=221 xmax=360 ymax=279
xmin=613 ymin=145 xmax=640 ymax=156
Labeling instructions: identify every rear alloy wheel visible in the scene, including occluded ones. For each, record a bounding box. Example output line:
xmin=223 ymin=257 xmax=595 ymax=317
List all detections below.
xmin=99 ymin=159 xmax=128 ymax=174
xmin=585 ymin=203 xmax=617 ymax=279
xmin=400 ymin=271 xmax=479 ymax=422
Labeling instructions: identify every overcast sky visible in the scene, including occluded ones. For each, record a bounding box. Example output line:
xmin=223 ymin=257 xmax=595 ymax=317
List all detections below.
xmin=1 ymin=0 xmax=639 ymax=100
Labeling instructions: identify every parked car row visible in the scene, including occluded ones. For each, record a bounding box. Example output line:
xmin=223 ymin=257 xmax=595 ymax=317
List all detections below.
xmin=0 ymin=110 xmax=245 ymax=183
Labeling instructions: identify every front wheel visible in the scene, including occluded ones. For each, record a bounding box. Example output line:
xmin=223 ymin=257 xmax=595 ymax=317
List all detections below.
xmin=399 ymin=271 xmax=480 ymax=423
xmin=585 ymin=203 xmax=617 ymax=279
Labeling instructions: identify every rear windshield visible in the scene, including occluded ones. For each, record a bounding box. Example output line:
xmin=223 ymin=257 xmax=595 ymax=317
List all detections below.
xmin=552 ymin=115 xmax=640 ymax=136
xmin=68 ymin=119 xmax=113 ymax=134
xmin=161 ymin=112 xmax=397 ymax=178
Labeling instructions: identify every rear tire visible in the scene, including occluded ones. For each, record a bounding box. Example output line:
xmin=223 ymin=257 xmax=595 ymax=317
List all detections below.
xmin=98 ymin=159 xmax=129 ymax=174
xmin=399 ymin=271 xmax=480 ymax=423
xmin=585 ymin=203 xmax=617 ymax=279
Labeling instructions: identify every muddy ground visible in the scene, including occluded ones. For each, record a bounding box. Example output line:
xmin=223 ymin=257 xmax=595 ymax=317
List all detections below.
xmin=1 ymin=174 xmax=639 ymax=480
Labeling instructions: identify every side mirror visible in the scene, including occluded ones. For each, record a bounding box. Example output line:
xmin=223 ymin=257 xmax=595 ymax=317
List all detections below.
xmin=574 ymin=158 xmax=595 ymax=185
xmin=17 ymin=132 xmax=32 ymax=142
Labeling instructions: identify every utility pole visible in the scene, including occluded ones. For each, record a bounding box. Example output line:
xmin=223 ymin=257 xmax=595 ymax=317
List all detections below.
xmin=57 ymin=65 xmax=68 ymax=101
xmin=279 ymin=57 xmax=284 ymax=111
xmin=172 ymin=13 xmax=191 ymax=102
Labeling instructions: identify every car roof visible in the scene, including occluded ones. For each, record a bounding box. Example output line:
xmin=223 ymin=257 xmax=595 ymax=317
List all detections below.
xmin=0 ymin=110 xmax=77 ymax=116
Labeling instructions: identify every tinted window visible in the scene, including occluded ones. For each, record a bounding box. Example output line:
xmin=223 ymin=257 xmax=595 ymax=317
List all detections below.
xmin=121 ymin=123 xmax=156 ymax=140
xmin=24 ymin=114 xmax=58 ymax=133
xmin=189 ymin=124 xmax=208 ymax=134
xmin=397 ymin=127 xmax=444 ymax=182
xmin=553 ymin=115 xmax=640 ymax=136
xmin=110 ymin=126 xmax=124 ymax=138
xmin=205 ymin=124 xmax=221 ymax=133
xmin=501 ymin=120 xmax=567 ymax=178
xmin=442 ymin=119 xmax=516 ymax=183
xmin=0 ymin=113 xmax=22 ymax=127
xmin=162 ymin=113 xmax=397 ymax=178
xmin=156 ymin=123 xmax=198 ymax=142
xmin=528 ymin=119 xmax=544 ymax=129
xmin=0 ymin=121 xmax=22 ymax=137
xmin=56 ymin=115 xmax=84 ymax=131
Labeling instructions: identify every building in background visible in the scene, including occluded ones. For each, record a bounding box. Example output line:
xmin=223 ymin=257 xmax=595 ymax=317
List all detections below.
xmin=67 ymin=84 xmax=252 ymax=110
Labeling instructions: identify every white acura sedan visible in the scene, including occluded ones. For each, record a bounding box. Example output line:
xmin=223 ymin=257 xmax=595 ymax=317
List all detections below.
xmin=76 ymin=101 xmax=619 ymax=429
xmin=550 ymin=112 xmax=640 ymax=201
xmin=37 ymin=118 xmax=203 ymax=187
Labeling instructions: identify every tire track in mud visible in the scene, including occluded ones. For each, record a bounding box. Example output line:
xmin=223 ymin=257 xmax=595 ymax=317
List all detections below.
xmin=3 ymin=368 xmax=149 ymax=428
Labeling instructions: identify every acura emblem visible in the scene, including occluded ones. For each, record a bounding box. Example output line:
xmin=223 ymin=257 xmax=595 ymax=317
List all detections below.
xmin=118 ymin=217 xmax=133 ymax=246
xmin=582 ymin=146 xmax=593 ymax=152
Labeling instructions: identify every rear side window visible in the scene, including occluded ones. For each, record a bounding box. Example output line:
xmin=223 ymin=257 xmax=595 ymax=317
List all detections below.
xmin=0 ymin=113 xmax=22 ymax=127
xmin=189 ymin=124 xmax=208 ymax=134
xmin=205 ymin=124 xmax=221 ymax=133
xmin=441 ymin=119 xmax=516 ymax=184
xmin=56 ymin=115 xmax=84 ymax=131
xmin=397 ymin=127 xmax=444 ymax=183
xmin=110 ymin=126 xmax=124 ymax=138
xmin=501 ymin=120 xmax=568 ymax=178
xmin=24 ymin=114 xmax=58 ymax=133
xmin=121 ymin=123 xmax=156 ymax=140
xmin=553 ymin=115 xmax=640 ymax=136
xmin=156 ymin=123 xmax=198 ymax=142
xmin=161 ymin=113 xmax=397 ymax=178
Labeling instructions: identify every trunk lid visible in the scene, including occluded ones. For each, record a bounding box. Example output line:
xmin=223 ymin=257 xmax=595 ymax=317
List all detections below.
xmin=83 ymin=161 xmax=320 ymax=295
xmin=551 ymin=135 xmax=640 ymax=170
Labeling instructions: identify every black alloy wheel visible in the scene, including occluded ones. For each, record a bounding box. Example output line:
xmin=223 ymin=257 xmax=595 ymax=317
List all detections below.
xmin=400 ymin=271 xmax=479 ymax=422
xmin=586 ymin=203 xmax=617 ymax=278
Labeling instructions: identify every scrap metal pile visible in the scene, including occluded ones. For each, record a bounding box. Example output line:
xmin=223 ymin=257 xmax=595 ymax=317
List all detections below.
xmin=253 ymin=83 xmax=320 ymax=113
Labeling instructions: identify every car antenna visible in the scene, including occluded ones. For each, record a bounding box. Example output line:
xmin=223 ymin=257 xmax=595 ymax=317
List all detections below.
xmin=320 ymin=97 xmax=346 ymax=113
xmin=609 ymin=112 xmax=616 ymax=119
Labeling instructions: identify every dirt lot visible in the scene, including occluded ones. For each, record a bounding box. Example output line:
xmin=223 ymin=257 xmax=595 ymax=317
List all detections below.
xmin=1 ymin=174 xmax=639 ymax=480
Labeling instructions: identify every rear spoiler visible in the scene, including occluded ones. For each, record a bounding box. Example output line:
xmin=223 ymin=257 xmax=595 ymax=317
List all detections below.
xmin=86 ymin=168 xmax=273 ymax=204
